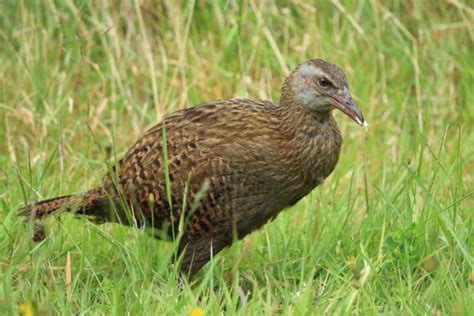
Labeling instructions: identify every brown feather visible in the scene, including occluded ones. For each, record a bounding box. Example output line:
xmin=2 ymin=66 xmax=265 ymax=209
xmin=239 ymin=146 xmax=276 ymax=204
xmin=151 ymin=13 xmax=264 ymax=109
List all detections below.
xmin=18 ymin=60 xmax=362 ymax=277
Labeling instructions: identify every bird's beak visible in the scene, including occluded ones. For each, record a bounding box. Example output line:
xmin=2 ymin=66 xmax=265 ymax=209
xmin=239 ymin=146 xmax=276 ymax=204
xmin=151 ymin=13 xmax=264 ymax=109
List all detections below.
xmin=330 ymin=93 xmax=365 ymax=126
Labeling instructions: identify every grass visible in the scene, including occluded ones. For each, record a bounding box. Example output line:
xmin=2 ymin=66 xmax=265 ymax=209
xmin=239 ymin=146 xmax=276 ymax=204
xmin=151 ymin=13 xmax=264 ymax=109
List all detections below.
xmin=1 ymin=0 xmax=473 ymax=314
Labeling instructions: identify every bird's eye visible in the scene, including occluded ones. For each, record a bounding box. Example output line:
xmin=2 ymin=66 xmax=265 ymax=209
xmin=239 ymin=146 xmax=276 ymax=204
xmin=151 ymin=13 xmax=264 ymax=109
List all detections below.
xmin=318 ymin=78 xmax=330 ymax=88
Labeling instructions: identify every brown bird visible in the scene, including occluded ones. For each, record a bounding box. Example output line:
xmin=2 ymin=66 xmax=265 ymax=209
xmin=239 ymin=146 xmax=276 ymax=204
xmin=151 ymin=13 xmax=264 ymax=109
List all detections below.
xmin=18 ymin=59 xmax=365 ymax=277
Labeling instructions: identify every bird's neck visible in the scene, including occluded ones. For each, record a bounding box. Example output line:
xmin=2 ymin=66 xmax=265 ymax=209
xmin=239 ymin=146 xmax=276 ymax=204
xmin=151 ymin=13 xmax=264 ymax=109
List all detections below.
xmin=277 ymin=84 xmax=336 ymax=136
xmin=275 ymin=85 xmax=343 ymax=194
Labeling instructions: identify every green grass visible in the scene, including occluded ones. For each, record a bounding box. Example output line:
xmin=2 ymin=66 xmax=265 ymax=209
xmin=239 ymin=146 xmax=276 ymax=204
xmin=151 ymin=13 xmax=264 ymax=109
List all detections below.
xmin=1 ymin=0 xmax=473 ymax=314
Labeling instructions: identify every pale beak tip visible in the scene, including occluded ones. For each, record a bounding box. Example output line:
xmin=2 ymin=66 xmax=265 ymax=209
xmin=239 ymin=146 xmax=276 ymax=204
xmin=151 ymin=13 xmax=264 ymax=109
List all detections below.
xmin=362 ymin=120 xmax=370 ymax=131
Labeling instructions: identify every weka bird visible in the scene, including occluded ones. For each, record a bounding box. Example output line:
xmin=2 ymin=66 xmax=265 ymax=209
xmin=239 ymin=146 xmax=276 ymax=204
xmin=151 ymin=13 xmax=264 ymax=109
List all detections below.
xmin=19 ymin=59 xmax=365 ymax=277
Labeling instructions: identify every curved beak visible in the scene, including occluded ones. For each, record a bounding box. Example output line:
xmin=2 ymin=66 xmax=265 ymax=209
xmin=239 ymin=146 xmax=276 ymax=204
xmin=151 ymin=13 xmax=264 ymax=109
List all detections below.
xmin=330 ymin=93 xmax=365 ymax=126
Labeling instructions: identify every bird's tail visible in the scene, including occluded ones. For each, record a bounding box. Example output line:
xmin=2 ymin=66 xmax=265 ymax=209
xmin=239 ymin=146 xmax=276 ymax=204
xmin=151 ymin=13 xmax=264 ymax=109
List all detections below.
xmin=17 ymin=187 xmax=108 ymax=221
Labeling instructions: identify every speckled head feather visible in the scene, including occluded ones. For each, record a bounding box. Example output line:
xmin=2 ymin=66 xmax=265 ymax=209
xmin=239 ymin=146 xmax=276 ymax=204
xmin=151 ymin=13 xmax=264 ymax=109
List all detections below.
xmin=297 ymin=59 xmax=348 ymax=86
xmin=281 ymin=59 xmax=364 ymax=125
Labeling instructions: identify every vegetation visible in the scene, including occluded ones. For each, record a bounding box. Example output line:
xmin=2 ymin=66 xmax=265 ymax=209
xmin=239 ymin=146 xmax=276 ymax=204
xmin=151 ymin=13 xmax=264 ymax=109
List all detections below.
xmin=1 ymin=0 xmax=472 ymax=314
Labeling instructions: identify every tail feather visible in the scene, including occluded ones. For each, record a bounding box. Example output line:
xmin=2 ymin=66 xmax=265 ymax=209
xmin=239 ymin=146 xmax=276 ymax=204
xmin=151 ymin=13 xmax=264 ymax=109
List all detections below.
xmin=18 ymin=188 xmax=108 ymax=220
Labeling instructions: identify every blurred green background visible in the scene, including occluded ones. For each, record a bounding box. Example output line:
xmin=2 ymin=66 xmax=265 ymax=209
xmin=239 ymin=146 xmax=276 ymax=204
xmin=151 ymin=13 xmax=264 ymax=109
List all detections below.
xmin=1 ymin=1 xmax=472 ymax=314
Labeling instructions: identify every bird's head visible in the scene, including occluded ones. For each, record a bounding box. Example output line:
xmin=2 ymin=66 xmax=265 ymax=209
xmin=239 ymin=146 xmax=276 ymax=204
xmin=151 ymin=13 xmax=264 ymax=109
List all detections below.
xmin=284 ymin=59 xmax=365 ymax=126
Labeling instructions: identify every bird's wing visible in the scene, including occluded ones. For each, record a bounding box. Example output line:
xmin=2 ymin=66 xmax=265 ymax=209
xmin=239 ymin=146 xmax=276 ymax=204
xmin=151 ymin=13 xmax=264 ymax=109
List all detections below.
xmin=102 ymin=99 xmax=278 ymax=235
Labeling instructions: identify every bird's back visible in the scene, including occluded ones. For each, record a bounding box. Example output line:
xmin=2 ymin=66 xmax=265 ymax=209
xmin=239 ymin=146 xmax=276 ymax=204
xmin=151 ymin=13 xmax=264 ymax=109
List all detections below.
xmin=103 ymin=100 xmax=280 ymax=231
